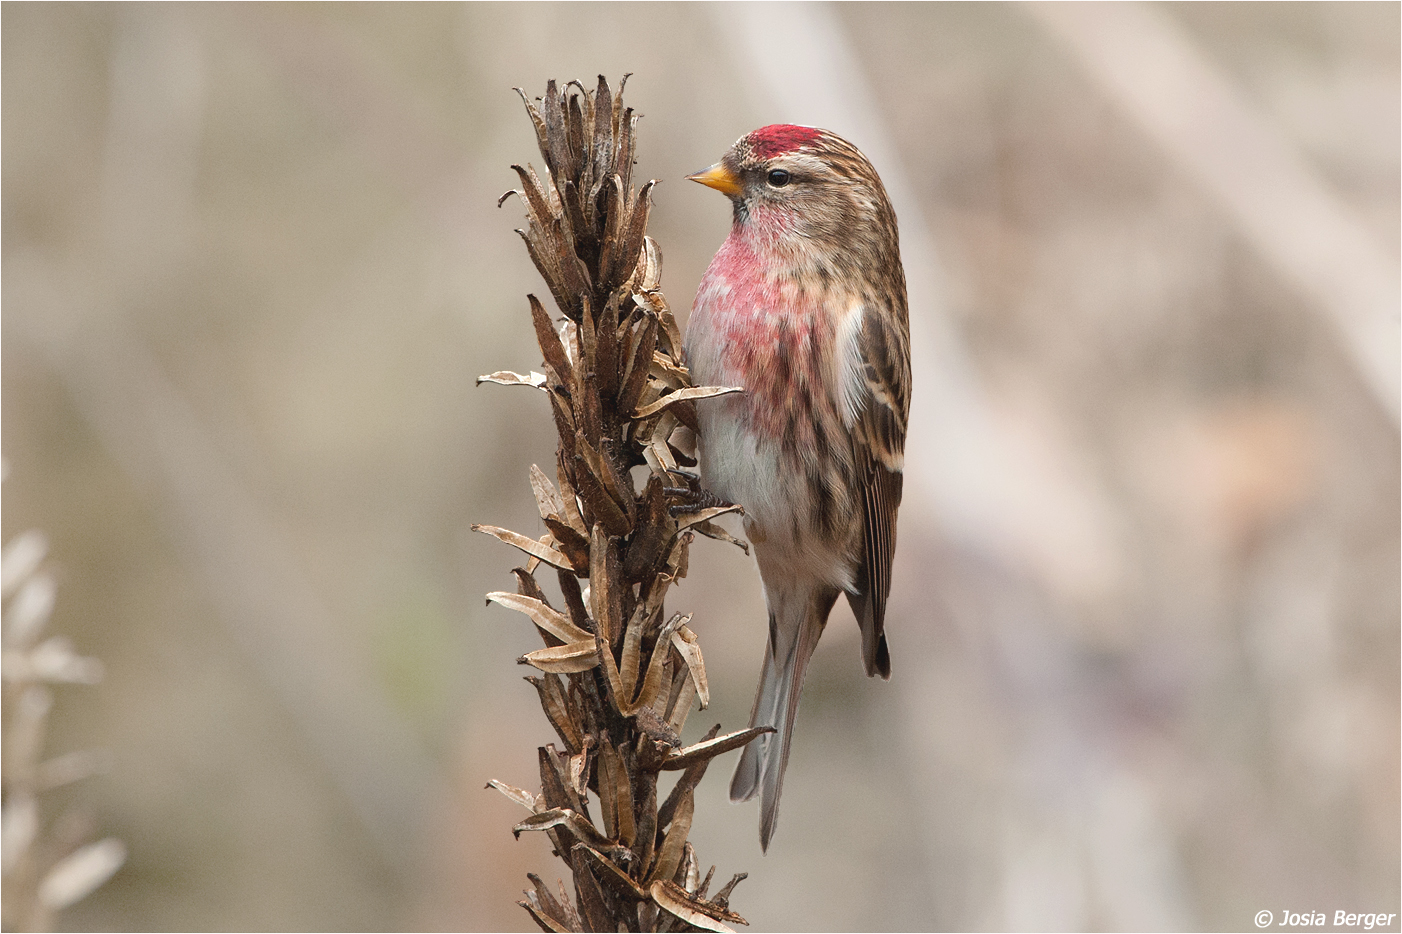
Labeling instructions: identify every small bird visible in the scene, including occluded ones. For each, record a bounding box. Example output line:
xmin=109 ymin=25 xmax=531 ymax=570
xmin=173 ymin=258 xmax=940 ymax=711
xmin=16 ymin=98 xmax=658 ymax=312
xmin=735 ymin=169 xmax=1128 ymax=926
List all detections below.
xmin=684 ymin=125 xmax=910 ymax=850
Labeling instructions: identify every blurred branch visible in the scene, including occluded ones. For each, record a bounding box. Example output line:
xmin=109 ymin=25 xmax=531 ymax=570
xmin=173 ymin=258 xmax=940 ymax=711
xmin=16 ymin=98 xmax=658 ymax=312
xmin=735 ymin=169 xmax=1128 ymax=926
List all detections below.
xmin=1028 ymin=1 xmax=1401 ymax=423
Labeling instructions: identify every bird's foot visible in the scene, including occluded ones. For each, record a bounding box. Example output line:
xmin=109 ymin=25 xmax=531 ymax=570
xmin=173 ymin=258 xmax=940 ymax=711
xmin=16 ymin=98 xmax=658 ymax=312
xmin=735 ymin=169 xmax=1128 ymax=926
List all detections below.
xmin=664 ymin=476 xmax=735 ymax=518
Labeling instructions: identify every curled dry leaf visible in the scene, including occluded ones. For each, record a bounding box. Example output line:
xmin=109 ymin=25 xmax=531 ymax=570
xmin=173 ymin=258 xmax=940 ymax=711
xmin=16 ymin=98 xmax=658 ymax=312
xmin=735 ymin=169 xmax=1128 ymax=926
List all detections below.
xmin=487 ymin=592 xmax=592 ymax=645
xmin=512 ymin=808 xmax=615 ymax=852
xmin=643 ymin=413 xmax=684 ymax=479
xmin=473 ymin=525 xmax=574 ymax=571
xmin=487 ymin=779 xmax=543 ymax=814
xmin=543 ymin=518 xmax=591 ymax=572
xmin=520 ymin=640 xmax=600 ymax=675
xmin=632 ymin=385 xmax=743 ymax=420
xmin=556 ymin=476 xmax=588 ymax=540
xmin=633 ymin=290 xmax=683 ymax=358
xmin=597 ymin=613 xmax=690 ymax=718
xmin=691 ymin=520 xmax=750 ymax=555
xmin=674 ymin=504 xmax=744 ymax=533
xmin=661 ymin=727 xmax=774 ymax=772
xmin=670 ymin=625 xmax=710 ymax=709
xmin=478 ymin=370 xmax=549 ymax=389
xmin=639 ymin=236 xmax=663 ymax=292
xmin=539 ymin=745 xmax=587 ymax=817
xmin=650 ymin=880 xmax=747 ymax=933
xmin=518 ymin=900 xmax=571 ymax=934
xmin=647 ymin=352 xmax=691 ymax=390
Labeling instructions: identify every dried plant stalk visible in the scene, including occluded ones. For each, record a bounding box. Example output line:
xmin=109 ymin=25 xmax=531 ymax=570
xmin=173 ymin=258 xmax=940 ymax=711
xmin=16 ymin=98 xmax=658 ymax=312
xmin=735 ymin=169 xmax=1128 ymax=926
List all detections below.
xmin=1 ymin=483 xmax=127 ymax=933
xmin=475 ymin=76 xmax=761 ymax=933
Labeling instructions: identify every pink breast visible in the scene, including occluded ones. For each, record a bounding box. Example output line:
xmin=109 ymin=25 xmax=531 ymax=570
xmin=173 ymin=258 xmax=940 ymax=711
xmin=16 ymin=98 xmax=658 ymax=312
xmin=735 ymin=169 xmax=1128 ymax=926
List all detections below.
xmin=697 ymin=238 xmax=835 ymax=449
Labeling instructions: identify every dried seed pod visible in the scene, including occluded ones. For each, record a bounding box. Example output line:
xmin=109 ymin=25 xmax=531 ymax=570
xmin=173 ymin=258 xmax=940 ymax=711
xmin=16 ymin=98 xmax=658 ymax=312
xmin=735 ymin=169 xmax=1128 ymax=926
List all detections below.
xmin=572 ymin=859 xmax=611 ymax=933
xmin=596 ymin=741 xmax=635 ymax=847
xmin=576 ymin=844 xmax=647 ymax=902
xmin=479 ymin=77 xmax=756 ymax=932
xmin=530 ymin=295 xmax=574 ymax=385
xmin=539 ymin=745 xmax=588 ymax=818
xmin=526 ymin=675 xmax=583 ymax=753
xmin=648 ymin=785 xmax=693 ymax=885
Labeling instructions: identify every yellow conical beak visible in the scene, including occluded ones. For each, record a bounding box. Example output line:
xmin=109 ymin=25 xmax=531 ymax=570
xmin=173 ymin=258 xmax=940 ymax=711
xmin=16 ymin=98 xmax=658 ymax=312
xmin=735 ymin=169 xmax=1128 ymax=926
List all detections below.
xmin=687 ymin=162 xmax=742 ymax=197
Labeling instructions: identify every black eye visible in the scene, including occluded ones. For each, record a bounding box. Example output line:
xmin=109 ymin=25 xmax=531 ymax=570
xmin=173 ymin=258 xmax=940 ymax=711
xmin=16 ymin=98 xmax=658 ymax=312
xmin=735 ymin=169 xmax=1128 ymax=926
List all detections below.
xmin=767 ymin=169 xmax=791 ymax=187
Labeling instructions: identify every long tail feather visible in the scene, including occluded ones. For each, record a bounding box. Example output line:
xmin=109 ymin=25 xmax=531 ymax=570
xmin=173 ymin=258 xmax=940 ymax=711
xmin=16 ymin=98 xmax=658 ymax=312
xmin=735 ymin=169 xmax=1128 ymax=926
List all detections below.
xmin=730 ymin=586 xmax=838 ymax=851
xmin=846 ymin=588 xmax=892 ymax=680
xmin=728 ymin=631 xmax=777 ymax=804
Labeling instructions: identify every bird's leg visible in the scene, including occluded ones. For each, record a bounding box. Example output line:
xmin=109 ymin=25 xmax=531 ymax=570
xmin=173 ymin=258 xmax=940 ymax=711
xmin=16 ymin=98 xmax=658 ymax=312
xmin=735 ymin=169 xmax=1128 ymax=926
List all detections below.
xmin=664 ymin=472 xmax=735 ymax=517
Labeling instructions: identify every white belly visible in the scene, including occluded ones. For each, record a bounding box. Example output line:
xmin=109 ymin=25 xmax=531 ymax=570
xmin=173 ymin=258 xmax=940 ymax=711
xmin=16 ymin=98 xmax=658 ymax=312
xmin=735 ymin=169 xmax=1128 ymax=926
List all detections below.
xmin=693 ymin=395 xmax=855 ymax=593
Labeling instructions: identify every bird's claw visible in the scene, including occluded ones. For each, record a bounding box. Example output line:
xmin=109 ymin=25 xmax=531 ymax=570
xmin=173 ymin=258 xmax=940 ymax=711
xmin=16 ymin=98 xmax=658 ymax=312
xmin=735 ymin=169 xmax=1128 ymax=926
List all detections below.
xmin=664 ymin=482 xmax=734 ymax=518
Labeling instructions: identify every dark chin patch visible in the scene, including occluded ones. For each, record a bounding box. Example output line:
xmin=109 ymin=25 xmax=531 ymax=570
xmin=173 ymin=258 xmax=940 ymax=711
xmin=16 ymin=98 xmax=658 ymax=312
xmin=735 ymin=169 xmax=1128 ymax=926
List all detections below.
xmin=746 ymin=124 xmax=823 ymax=159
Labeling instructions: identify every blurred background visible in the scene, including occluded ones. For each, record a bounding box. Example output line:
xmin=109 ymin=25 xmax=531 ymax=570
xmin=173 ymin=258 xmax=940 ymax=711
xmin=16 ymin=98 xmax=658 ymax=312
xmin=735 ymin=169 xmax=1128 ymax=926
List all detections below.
xmin=3 ymin=2 xmax=1397 ymax=930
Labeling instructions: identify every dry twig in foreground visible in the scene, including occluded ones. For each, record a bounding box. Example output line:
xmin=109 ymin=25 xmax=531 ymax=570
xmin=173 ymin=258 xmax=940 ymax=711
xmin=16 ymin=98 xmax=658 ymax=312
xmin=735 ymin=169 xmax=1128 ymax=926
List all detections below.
xmin=474 ymin=76 xmax=763 ymax=933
